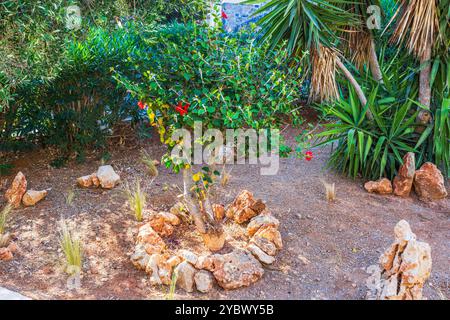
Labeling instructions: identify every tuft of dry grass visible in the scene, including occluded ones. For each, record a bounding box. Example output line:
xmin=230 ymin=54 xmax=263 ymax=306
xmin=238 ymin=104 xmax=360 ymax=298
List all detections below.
xmin=220 ymin=166 xmax=232 ymax=187
xmin=141 ymin=150 xmax=159 ymax=177
xmin=309 ymin=46 xmax=339 ymax=103
xmin=59 ymin=220 xmax=83 ymax=275
xmin=321 ymin=180 xmax=336 ymax=202
xmin=0 ymin=204 xmax=12 ymax=235
xmin=124 ymin=179 xmax=146 ymax=222
xmin=65 ymin=188 xmax=75 ymax=206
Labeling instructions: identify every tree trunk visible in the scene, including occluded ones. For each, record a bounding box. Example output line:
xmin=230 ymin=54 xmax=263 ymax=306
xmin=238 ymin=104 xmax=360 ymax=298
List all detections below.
xmin=416 ymin=45 xmax=432 ymax=132
xmin=336 ymin=58 xmax=373 ymax=120
xmin=182 ymin=168 xmax=206 ymax=234
xmin=369 ymin=39 xmax=383 ymax=83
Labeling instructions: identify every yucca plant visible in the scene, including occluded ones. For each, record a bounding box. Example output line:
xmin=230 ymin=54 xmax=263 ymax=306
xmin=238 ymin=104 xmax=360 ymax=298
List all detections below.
xmin=59 ymin=220 xmax=83 ymax=275
xmin=316 ymin=86 xmax=430 ymax=179
xmin=245 ymin=0 xmax=369 ymax=105
xmin=389 ymin=0 xmax=448 ymax=128
xmin=125 ymin=179 xmax=146 ymax=222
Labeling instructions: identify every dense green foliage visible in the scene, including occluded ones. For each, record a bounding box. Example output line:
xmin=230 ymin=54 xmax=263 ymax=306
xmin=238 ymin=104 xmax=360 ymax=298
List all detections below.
xmin=1 ymin=0 xmax=448 ymax=179
xmin=115 ymin=22 xmax=305 ymax=171
xmin=0 ymin=0 xmax=209 ymax=163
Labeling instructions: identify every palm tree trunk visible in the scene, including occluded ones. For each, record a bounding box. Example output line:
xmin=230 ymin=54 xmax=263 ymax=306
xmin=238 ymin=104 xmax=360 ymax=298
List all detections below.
xmin=336 ymin=58 xmax=373 ymax=120
xmin=416 ymin=45 xmax=432 ymax=130
xmin=369 ymin=39 xmax=383 ymax=83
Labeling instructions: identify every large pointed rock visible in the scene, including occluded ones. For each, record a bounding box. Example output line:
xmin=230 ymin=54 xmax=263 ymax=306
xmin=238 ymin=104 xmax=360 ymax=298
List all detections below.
xmin=413 ymin=162 xmax=447 ymax=201
xmin=5 ymin=172 xmax=27 ymax=208
xmin=393 ymin=152 xmax=415 ymax=197
xmin=367 ymin=220 xmax=432 ymax=300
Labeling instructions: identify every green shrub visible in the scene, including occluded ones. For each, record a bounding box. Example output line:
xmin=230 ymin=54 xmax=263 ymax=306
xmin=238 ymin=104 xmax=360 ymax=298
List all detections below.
xmin=115 ymin=22 xmax=305 ymax=171
xmin=0 ymin=0 xmax=209 ymax=162
xmin=2 ymin=21 xmax=152 ymax=162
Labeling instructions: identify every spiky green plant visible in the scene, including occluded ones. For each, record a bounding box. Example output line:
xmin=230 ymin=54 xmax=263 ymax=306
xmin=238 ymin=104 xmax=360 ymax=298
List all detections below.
xmin=165 ymin=269 xmax=178 ymax=300
xmin=125 ymin=179 xmax=146 ymax=222
xmin=59 ymin=220 xmax=83 ymax=275
xmin=316 ymin=86 xmax=431 ymax=179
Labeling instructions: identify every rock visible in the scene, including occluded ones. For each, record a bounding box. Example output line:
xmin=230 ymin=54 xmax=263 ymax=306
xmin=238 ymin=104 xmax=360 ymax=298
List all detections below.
xmin=247 ymin=214 xmax=280 ymax=237
xmin=194 ymin=270 xmax=215 ymax=293
xmin=413 ymin=162 xmax=447 ymax=201
xmin=174 ymin=261 xmax=196 ymax=292
xmin=368 ymin=220 xmax=432 ymax=300
xmin=364 ymin=178 xmax=393 ymax=194
xmin=0 ymin=247 xmax=13 ymax=261
xmin=76 ymin=175 xmax=93 ymax=188
xmin=158 ymin=211 xmax=181 ymax=226
xmin=5 ymin=172 xmax=27 ymax=208
xmin=393 ymin=152 xmax=415 ymax=197
xmin=226 ymin=190 xmax=266 ymax=224
xmin=394 ymin=219 xmax=416 ymax=244
xmin=249 ymin=236 xmax=277 ymax=256
xmin=178 ymin=249 xmax=198 ymax=265
xmin=147 ymin=254 xmax=163 ymax=285
xmin=96 ymin=165 xmax=120 ymax=189
xmin=235 ymin=208 xmax=257 ymax=224
xmin=91 ymin=173 xmax=100 ymax=187
xmin=247 ymin=244 xmax=275 ymax=265
xmin=158 ymin=255 xmax=183 ymax=285
xmin=130 ymin=244 xmax=151 ymax=270
xmin=22 ymin=190 xmax=47 ymax=206
xmin=211 ymin=249 xmax=264 ymax=290
xmin=212 ymin=204 xmax=225 ymax=221
xmin=136 ymin=223 xmax=166 ymax=254
xmin=195 ymin=255 xmax=215 ymax=271
xmin=148 ymin=214 xmax=175 ymax=237
xmin=253 ymin=226 xmax=283 ymax=249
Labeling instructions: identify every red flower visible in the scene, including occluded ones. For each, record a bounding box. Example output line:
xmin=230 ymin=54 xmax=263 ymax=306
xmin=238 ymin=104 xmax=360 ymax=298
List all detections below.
xmin=137 ymin=101 xmax=146 ymax=110
xmin=175 ymin=101 xmax=190 ymax=116
xmin=221 ymin=10 xmax=228 ymax=19
xmin=305 ymin=151 xmax=313 ymax=161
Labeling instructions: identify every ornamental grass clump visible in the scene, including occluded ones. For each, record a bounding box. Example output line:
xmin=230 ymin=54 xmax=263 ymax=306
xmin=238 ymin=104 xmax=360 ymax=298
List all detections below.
xmin=125 ymin=179 xmax=146 ymax=222
xmin=59 ymin=221 xmax=83 ymax=275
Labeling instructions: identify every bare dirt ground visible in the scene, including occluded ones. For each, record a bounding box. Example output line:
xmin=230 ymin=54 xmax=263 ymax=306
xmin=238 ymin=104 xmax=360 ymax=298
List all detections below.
xmin=0 ymin=125 xmax=449 ymax=300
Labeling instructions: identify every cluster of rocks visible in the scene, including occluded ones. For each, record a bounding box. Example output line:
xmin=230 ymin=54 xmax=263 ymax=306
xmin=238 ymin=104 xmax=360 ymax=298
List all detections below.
xmin=77 ymin=165 xmax=120 ymax=189
xmin=367 ymin=220 xmax=432 ymax=300
xmin=364 ymin=153 xmax=448 ymax=201
xmin=4 ymin=172 xmax=48 ymax=208
xmin=0 ymin=234 xmax=18 ymax=261
xmin=130 ymin=190 xmax=283 ymax=293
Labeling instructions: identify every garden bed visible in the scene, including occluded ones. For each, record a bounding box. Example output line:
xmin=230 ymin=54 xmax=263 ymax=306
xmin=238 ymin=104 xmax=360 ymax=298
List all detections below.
xmin=0 ymin=125 xmax=448 ymax=300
